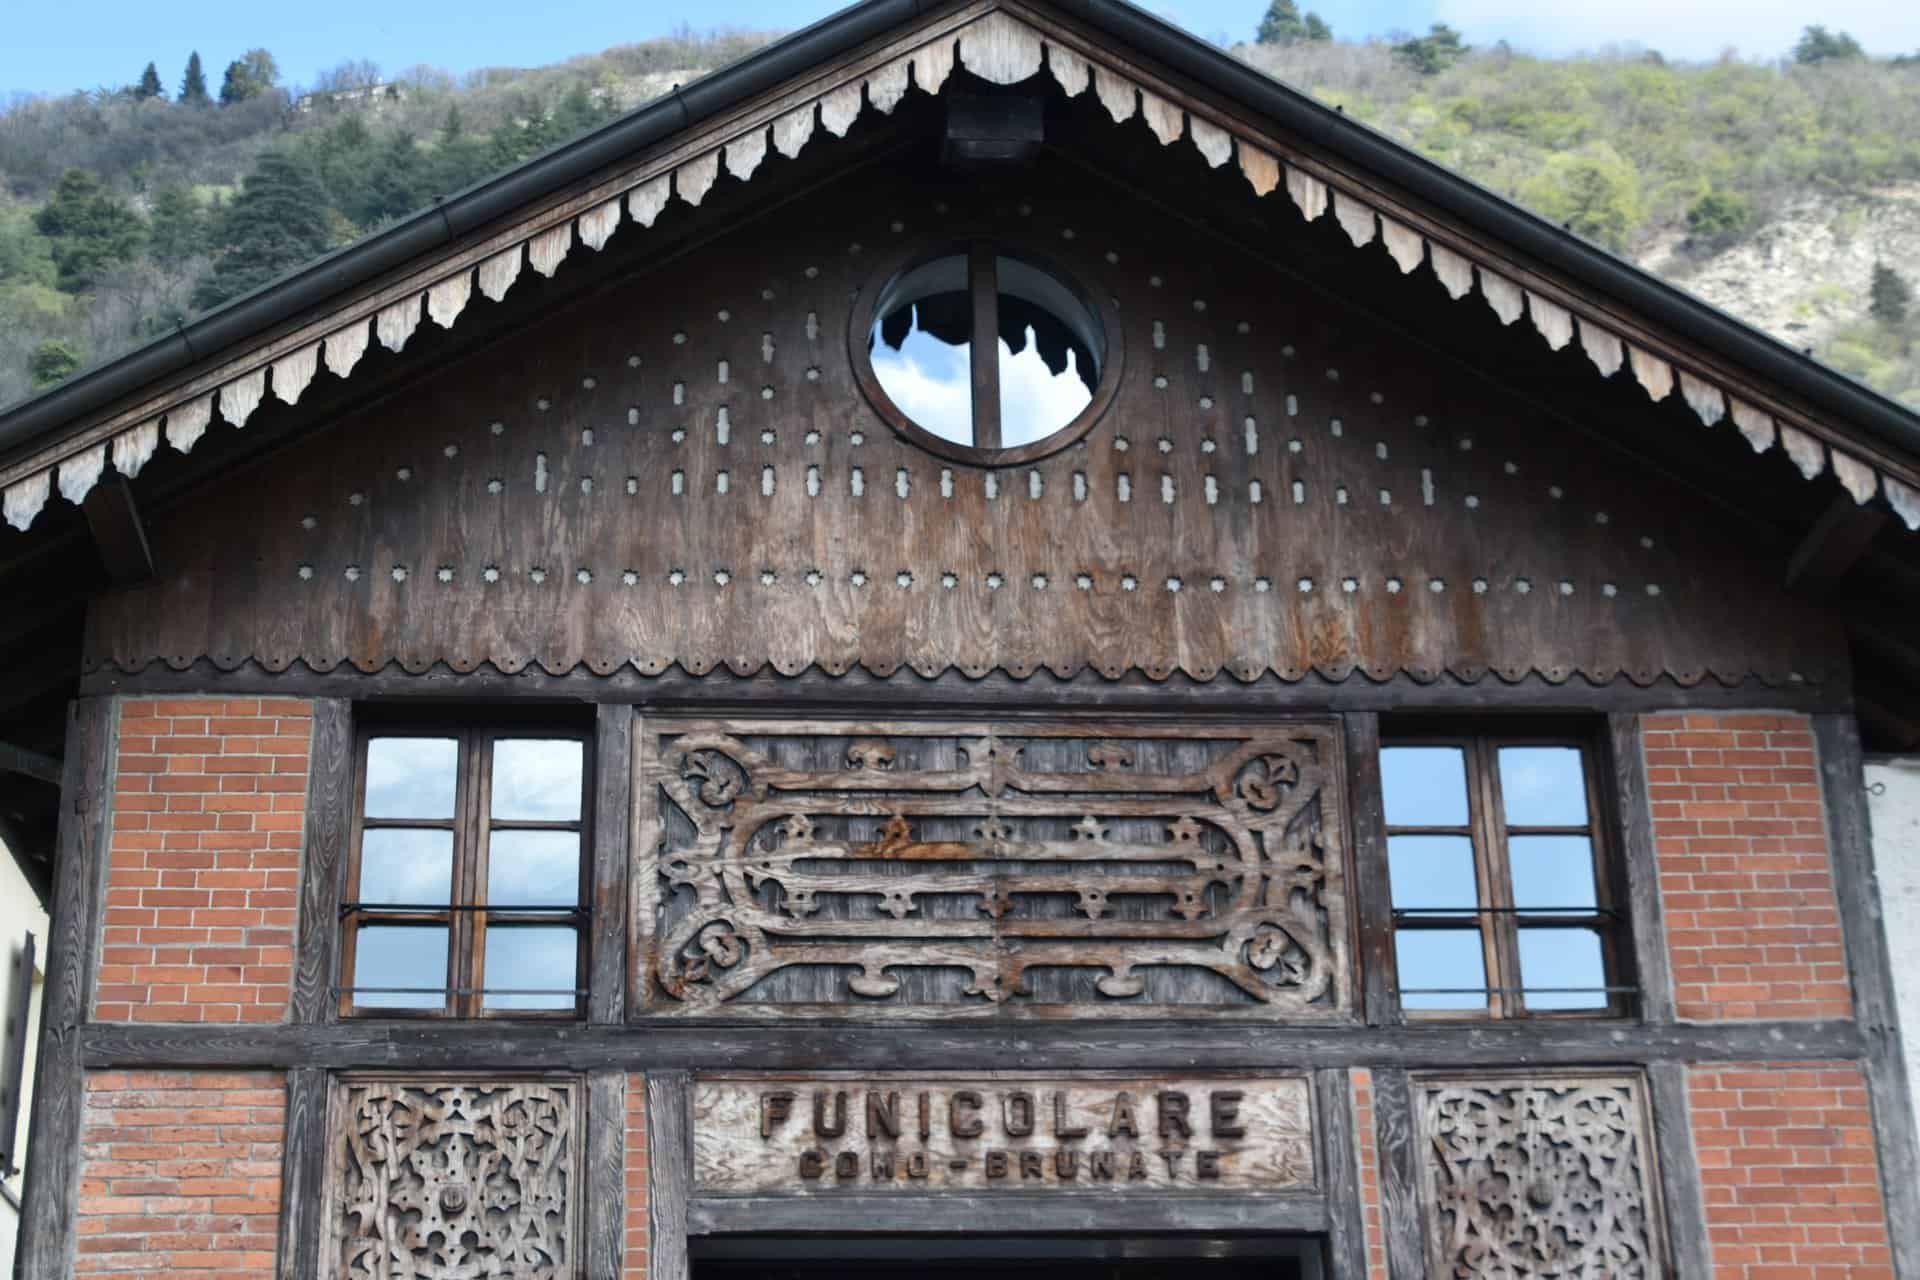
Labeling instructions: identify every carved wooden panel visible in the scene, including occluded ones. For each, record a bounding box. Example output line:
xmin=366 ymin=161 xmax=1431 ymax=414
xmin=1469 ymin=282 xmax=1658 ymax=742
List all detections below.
xmin=328 ymin=1077 xmax=583 ymax=1279
xmin=1416 ymin=1073 xmax=1665 ymax=1279
xmin=84 ymin=152 xmax=1843 ymax=689
xmin=690 ymin=1073 xmax=1317 ymax=1193
xmin=636 ymin=717 xmax=1352 ymax=1018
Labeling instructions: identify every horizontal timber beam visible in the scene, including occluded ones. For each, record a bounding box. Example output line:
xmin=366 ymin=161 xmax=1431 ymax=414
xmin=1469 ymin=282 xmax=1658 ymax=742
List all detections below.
xmin=80 ymin=1017 xmax=1864 ymax=1073
xmin=80 ymin=658 xmax=1852 ymax=714
xmin=688 ymin=1193 xmax=1329 ymax=1237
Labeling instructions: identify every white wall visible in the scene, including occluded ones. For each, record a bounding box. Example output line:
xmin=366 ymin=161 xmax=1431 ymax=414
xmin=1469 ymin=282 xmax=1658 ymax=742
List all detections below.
xmin=1866 ymin=757 xmax=1920 ymax=1128
xmin=0 ymin=836 xmax=48 ymax=1280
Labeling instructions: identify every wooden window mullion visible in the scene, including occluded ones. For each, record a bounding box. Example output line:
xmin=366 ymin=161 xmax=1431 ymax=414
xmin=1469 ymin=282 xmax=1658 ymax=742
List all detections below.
xmin=969 ymin=241 xmax=1002 ymax=450
xmin=450 ymin=730 xmax=484 ymax=1018
xmin=1476 ymin=737 xmax=1525 ymax=1018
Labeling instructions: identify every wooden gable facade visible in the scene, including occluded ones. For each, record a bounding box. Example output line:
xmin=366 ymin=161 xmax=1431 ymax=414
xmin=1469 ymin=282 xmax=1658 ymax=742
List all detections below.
xmin=2 ymin=2 xmax=1917 ymax=1278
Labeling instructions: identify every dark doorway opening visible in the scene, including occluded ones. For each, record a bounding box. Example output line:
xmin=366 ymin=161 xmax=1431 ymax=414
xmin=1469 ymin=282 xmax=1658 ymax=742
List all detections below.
xmin=693 ymin=1235 xmax=1325 ymax=1280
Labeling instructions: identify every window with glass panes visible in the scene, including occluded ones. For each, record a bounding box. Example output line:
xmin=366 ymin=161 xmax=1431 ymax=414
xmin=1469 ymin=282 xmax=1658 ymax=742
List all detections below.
xmin=341 ymin=727 xmax=588 ymax=1017
xmin=1380 ymin=731 xmax=1625 ymax=1017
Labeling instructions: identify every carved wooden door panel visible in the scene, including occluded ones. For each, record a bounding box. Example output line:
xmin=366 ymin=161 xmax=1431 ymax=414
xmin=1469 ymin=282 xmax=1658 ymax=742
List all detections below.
xmin=635 ymin=718 xmax=1354 ymax=1018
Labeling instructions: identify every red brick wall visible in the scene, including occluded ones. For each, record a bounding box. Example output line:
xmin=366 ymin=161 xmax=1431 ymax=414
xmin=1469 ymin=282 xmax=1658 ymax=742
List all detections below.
xmin=1352 ymin=1069 xmax=1389 ymax=1280
xmin=1689 ymin=1062 xmax=1893 ymax=1280
xmin=98 ymin=697 xmax=312 ymax=1023
xmin=77 ymin=1070 xmax=285 ymax=1279
xmin=626 ymin=1073 xmax=650 ymax=1280
xmin=1641 ymin=712 xmax=1849 ymax=1021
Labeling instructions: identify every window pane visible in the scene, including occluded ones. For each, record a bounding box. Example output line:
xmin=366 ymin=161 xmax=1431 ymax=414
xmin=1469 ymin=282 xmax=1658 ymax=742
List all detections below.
xmin=352 ymin=925 xmax=448 ymax=1009
xmin=869 ymin=255 xmax=973 ymax=446
xmin=483 ymin=926 xmax=579 ymax=1010
xmin=359 ymin=829 xmax=453 ymax=904
xmin=1387 ymin=835 xmax=1479 ymax=911
xmin=1509 ymin=835 xmax=1598 ymax=911
xmin=491 ymin=738 xmax=584 ymax=821
xmin=995 ymin=257 xmax=1099 ymax=447
xmin=1381 ymin=747 xmax=1469 ymax=826
xmin=1395 ymin=929 xmax=1487 ymax=1010
xmin=365 ymin=737 xmax=457 ymax=819
xmin=1518 ymin=928 xmax=1610 ymax=1010
xmin=487 ymin=830 xmax=581 ymax=907
xmin=1498 ymin=746 xmax=1589 ymax=826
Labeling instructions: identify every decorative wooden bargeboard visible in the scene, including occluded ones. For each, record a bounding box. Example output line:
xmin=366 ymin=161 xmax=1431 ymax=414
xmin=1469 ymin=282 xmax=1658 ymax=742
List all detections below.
xmin=327 ymin=1077 xmax=582 ymax=1279
xmin=1416 ymin=1072 xmax=1664 ymax=1279
xmin=636 ymin=718 xmax=1352 ymax=1017
xmin=692 ymin=1074 xmax=1316 ymax=1193
xmin=83 ymin=155 xmax=1843 ymax=690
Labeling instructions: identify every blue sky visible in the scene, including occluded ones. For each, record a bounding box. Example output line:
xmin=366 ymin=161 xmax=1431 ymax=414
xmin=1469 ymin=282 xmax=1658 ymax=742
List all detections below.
xmin=3 ymin=0 xmax=1916 ymax=98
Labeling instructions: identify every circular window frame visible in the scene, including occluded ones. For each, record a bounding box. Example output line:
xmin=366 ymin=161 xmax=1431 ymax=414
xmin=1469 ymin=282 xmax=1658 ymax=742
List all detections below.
xmin=849 ymin=238 xmax=1125 ymax=467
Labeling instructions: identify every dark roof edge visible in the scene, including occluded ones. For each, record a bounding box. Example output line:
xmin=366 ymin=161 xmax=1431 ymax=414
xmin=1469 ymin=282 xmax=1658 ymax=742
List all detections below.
xmin=5 ymin=0 xmax=1918 ymax=470
xmin=0 ymin=0 xmax=933 ymax=462
xmin=1056 ymin=0 xmax=1920 ymax=463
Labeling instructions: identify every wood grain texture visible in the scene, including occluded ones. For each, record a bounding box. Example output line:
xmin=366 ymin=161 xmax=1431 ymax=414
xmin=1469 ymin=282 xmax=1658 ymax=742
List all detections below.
xmin=638 ymin=717 xmax=1354 ymax=1019
xmin=647 ymin=1071 xmax=692 ymax=1280
xmin=1316 ymin=1069 xmax=1370 ymax=1280
xmin=292 ymin=699 xmax=352 ymax=1024
xmin=1344 ymin=713 xmax=1396 ymax=1027
xmin=1369 ymin=1067 xmax=1427 ymax=1280
xmin=276 ymin=1066 xmax=328 ymax=1280
xmin=16 ymin=696 xmax=113 ymax=1279
xmin=586 ymin=1070 xmax=626 ymax=1280
xmin=1607 ymin=712 xmax=1674 ymax=1024
xmin=1645 ymin=1061 xmax=1712 ymax=1280
xmin=686 ymin=1192 xmax=1328 ymax=1236
xmin=1813 ymin=713 xmax=1920 ymax=1280
xmin=84 ymin=659 xmax=1853 ymax=713
xmin=82 ymin=156 xmax=1843 ymax=692
xmin=590 ymin=706 xmax=632 ymax=1025
xmin=79 ymin=1015 xmax=1865 ymax=1072
xmin=1414 ymin=1071 xmax=1663 ymax=1277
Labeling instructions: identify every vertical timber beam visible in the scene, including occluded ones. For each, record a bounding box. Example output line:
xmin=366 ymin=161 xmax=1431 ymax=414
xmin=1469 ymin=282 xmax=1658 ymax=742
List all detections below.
xmin=1607 ymin=713 xmax=1675 ymax=1024
xmin=648 ymin=1070 xmax=692 ymax=1280
xmin=590 ymin=705 xmax=632 ymax=1025
xmin=1317 ymin=1069 xmax=1370 ymax=1280
xmin=16 ymin=697 xmax=115 ymax=1277
xmin=1343 ymin=713 xmax=1397 ymax=1026
xmin=291 ymin=699 xmax=352 ymax=1024
xmin=586 ymin=1070 xmax=626 ymax=1280
xmin=1646 ymin=1062 xmax=1712 ymax=1276
xmin=1813 ymin=713 xmax=1920 ymax=1279
xmin=1370 ymin=1067 xmax=1427 ymax=1280
xmin=276 ymin=1067 xmax=329 ymax=1280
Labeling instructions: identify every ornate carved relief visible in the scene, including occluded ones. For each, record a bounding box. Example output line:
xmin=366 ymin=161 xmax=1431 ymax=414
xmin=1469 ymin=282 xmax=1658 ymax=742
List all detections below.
xmin=331 ymin=1078 xmax=581 ymax=1279
xmin=637 ymin=718 xmax=1352 ymax=1018
xmin=1417 ymin=1074 xmax=1664 ymax=1278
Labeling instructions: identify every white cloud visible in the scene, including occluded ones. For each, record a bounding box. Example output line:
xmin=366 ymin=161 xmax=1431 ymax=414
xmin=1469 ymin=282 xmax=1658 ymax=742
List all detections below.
xmin=1434 ymin=0 xmax=1919 ymax=59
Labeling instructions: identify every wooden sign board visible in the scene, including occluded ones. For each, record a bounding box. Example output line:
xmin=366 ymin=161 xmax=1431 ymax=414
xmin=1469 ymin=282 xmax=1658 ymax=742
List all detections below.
xmin=692 ymin=1074 xmax=1316 ymax=1194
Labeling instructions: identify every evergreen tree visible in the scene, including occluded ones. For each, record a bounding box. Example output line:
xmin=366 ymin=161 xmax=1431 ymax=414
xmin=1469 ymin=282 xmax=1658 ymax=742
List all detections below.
xmin=148 ymin=186 xmax=208 ymax=265
xmin=180 ymin=51 xmax=210 ymax=105
xmin=1303 ymin=13 xmax=1332 ymax=41
xmin=1871 ymin=262 xmax=1912 ymax=327
xmin=31 ymin=168 xmax=147 ymax=292
xmin=219 ymin=48 xmax=280 ymax=104
xmin=1394 ymin=24 xmax=1469 ymax=75
xmin=193 ymin=152 xmax=333 ymax=311
xmin=28 ymin=339 xmax=82 ymax=389
xmin=1793 ymin=25 xmax=1864 ymax=64
xmin=135 ymin=62 xmax=165 ymax=101
xmin=1257 ymin=0 xmax=1308 ymax=45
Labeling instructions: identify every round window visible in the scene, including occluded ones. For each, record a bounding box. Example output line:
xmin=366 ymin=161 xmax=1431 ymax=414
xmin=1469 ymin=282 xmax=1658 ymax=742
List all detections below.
xmin=858 ymin=246 xmax=1114 ymax=461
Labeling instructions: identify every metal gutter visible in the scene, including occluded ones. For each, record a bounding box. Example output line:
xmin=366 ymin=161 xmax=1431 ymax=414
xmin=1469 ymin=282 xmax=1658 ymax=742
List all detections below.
xmin=3 ymin=0 xmax=1918 ymax=467
xmin=0 ymin=0 xmax=933 ymax=461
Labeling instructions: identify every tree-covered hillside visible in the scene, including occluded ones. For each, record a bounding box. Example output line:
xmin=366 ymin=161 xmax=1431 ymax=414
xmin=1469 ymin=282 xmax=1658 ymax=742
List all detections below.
xmin=2 ymin=20 xmax=1918 ymax=412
